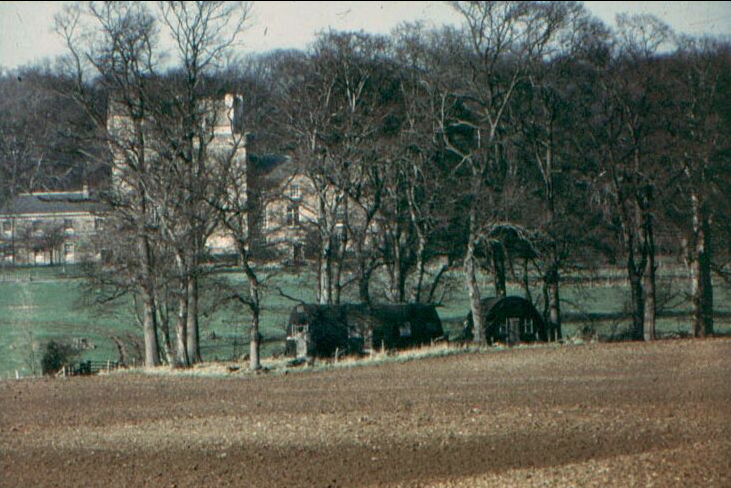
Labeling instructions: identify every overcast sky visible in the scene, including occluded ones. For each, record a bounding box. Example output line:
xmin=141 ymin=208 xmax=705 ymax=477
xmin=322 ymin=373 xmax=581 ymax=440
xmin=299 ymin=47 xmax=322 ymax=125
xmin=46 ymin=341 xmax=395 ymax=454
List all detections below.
xmin=1 ymin=1 xmax=730 ymax=71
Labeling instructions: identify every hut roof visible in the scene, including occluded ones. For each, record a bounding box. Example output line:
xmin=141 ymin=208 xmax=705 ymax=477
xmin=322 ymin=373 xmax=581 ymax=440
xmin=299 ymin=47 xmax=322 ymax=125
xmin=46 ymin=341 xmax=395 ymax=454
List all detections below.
xmin=482 ymin=296 xmax=544 ymax=326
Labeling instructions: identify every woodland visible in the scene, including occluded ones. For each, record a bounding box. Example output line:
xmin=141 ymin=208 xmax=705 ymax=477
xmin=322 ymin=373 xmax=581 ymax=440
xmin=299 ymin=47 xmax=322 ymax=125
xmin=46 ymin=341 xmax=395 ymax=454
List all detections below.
xmin=1 ymin=1 xmax=730 ymax=371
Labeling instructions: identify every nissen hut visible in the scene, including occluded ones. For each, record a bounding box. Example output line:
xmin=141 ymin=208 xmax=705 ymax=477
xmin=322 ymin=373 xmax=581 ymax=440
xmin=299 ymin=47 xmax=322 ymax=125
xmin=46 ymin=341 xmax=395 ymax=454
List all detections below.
xmin=464 ymin=296 xmax=547 ymax=344
xmin=286 ymin=303 xmax=444 ymax=358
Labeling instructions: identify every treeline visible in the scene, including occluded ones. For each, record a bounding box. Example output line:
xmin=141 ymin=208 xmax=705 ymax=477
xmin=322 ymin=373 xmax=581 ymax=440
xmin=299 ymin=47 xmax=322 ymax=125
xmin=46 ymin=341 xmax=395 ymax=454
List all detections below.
xmin=1 ymin=2 xmax=730 ymax=370
xmin=249 ymin=2 xmax=731 ymax=345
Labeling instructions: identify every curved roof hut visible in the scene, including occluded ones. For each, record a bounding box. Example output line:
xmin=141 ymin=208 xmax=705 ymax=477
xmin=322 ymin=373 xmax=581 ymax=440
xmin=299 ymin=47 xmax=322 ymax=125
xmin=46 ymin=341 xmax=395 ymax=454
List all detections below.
xmin=287 ymin=303 xmax=444 ymax=358
xmin=464 ymin=296 xmax=547 ymax=344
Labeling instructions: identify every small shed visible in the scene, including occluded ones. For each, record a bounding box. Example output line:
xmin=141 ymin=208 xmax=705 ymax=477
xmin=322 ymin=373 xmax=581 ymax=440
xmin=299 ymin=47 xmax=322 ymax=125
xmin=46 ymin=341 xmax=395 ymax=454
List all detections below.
xmin=464 ymin=296 xmax=547 ymax=344
xmin=286 ymin=303 xmax=444 ymax=358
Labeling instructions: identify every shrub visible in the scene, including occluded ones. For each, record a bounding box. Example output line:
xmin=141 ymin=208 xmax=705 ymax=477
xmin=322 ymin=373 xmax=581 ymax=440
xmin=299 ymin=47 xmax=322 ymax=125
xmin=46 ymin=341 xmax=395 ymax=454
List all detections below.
xmin=41 ymin=340 xmax=80 ymax=376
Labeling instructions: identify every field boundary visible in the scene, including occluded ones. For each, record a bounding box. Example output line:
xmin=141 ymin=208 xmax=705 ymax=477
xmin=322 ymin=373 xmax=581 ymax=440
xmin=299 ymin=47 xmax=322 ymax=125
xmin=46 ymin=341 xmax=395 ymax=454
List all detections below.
xmin=57 ymin=360 xmax=121 ymax=377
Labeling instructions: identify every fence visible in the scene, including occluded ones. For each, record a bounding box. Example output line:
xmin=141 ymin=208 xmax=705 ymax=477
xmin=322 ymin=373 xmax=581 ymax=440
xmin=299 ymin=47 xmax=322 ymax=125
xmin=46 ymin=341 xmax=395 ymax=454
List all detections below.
xmin=57 ymin=360 xmax=121 ymax=377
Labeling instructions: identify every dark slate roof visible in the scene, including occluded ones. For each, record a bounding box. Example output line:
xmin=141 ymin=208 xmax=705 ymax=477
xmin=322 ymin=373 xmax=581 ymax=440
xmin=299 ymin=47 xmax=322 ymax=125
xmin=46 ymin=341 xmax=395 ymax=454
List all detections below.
xmin=248 ymin=153 xmax=295 ymax=183
xmin=248 ymin=153 xmax=290 ymax=174
xmin=0 ymin=191 xmax=108 ymax=216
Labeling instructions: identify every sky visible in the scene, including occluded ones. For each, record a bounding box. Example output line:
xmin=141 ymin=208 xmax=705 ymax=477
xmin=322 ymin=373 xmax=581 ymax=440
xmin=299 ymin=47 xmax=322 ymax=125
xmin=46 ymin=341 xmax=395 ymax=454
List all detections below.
xmin=1 ymin=1 xmax=730 ymax=71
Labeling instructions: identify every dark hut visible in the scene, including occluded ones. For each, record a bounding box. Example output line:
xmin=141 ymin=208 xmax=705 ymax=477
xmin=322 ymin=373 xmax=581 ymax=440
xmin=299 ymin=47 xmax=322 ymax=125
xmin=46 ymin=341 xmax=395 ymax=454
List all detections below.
xmin=464 ymin=296 xmax=547 ymax=344
xmin=286 ymin=303 xmax=444 ymax=358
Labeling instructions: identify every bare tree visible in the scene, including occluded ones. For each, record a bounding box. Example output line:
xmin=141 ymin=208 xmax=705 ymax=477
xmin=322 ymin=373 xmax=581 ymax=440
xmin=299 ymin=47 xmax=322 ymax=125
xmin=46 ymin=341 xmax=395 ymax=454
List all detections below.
xmin=55 ymin=0 xmax=252 ymax=367
xmin=379 ymin=23 xmax=463 ymax=304
xmin=267 ymin=49 xmax=341 ymax=304
xmin=582 ymin=14 xmax=673 ymax=340
xmin=56 ymin=1 xmax=164 ymax=366
xmin=269 ymin=33 xmax=392 ymax=305
xmin=516 ymin=3 xmax=610 ymax=340
xmin=665 ymin=38 xmax=731 ymax=337
xmin=444 ymin=1 xmax=566 ymax=343
xmin=153 ymin=0 xmax=252 ymax=365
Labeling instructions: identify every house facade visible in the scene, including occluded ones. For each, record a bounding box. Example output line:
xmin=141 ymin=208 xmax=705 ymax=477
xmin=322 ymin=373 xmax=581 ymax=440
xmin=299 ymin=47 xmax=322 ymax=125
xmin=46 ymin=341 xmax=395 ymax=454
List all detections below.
xmin=107 ymin=93 xmax=247 ymax=257
xmin=1 ymin=94 xmax=375 ymax=267
xmin=0 ymin=187 xmax=107 ymax=265
xmin=254 ymin=157 xmax=380 ymax=263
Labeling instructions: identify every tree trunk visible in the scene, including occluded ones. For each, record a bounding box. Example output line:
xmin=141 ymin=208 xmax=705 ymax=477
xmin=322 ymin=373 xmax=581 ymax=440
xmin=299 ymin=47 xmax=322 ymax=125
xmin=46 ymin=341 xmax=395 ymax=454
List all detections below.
xmin=140 ymin=287 xmax=161 ymax=367
xmin=248 ymin=272 xmax=261 ymax=371
xmin=426 ymin=260 xmax=450 ymax=305
xmin=186 ymin=275 xmax=202 ymax=363
xmin=333 ymin=222 xmax=347 ymax=305
xmin=249 ymin=311 xmax=261 ymax=371
xmin=465 ymin=211 xmax=484 ymax=343
xmin=238 ymin=242 xmax=262 ymax=371
xmin=319 ymin=242 xmax=332 ymax=304
xmin=621 ymin=201 xmax=644 ymax=341
xmin=397 ymin=260 xmax=408 ymax=304
xmin=492 ymin=241 xmax=507 ymax=298
xmin=391 ymin=231 xmax=408 ymax=303
xmin=136 ymin=232 xmax=160 ymax=367
xmin=628 ymin=271 xmax=644 ymax=340
xmin=521 ymin=258 xmax=532 ymax=302
xmin=174 ymin=284 xmax=189 ymax=367
xmin=358 ymin=266 xmax=371 ymax=305
xmin=413 ymin=231 xmax=427 ymax=303
xmin=690 ymin=197 xmax=714 ymax=337
xmin=318 ymin=195 xmax=333 ymax=305
xmin=642 ymin=215 xmax=656 ymax=341
xmin=172 ymin=249 xmax=190 ymax=367
xmin=545 ymin=264 xmax=561 ymax=342
xmin=157 ymin=314 xmax=173 ymax=365
xmin=356 ymin=234 xmax=372 ymax=304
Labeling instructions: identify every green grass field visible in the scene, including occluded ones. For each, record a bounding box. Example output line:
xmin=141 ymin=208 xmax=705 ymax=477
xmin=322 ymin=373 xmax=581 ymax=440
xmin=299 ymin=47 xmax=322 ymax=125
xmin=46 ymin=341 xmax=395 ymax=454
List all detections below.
xmin=1 ymin=265 xmax=730 ymax=378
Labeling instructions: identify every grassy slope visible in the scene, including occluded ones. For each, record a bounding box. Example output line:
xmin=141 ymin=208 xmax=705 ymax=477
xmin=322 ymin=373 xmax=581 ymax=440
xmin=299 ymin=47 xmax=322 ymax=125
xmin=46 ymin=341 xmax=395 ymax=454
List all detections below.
xmin=1 ymin=265 xmax=730 ymax=378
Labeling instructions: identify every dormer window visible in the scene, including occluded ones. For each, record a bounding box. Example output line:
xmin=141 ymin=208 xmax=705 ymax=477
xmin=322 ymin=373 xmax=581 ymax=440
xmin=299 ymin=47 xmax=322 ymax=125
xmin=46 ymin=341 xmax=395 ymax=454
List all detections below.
xmin=289 ymin=184 xmax=301 ymax=200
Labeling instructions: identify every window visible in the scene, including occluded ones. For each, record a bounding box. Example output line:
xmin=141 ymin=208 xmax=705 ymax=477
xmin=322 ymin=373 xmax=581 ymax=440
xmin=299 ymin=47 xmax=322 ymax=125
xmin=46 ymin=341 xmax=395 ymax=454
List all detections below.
xmin=289 ymin=184 xmax=301 ymax=200
xmin=94 ymin=218 xmax=103 ymax=230
xmin=63 ymin=243 xmax=74 ymax=255
xmin=399 ymin=323 xmax=412 ymax=338
xmin=334 ymin=224 xmax=347 ymax=245
xmin=522 ymin=320 xmax=533 ymax=336
xmin=64 ymin=219 xmax=73 ymax=230
xmin=1 ymin=220 xmax=10 ymax=233
xmin=260 ymin=209 xmax=269 ymax=231
xmin=286 ymin=204 xmax=299 ymax=227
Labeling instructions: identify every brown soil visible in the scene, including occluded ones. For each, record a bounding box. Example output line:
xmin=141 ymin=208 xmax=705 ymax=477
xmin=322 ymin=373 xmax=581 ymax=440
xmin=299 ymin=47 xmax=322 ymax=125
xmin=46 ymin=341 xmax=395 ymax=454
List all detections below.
xmin=2 ymin=339 xmax=730 ymax=488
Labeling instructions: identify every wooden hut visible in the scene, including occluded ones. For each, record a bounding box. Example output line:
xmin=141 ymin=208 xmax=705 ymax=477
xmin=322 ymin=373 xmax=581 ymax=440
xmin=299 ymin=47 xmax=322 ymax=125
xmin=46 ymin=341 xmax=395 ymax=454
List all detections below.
xmin=286 ymin=303 xmax=444 ymax=358
xmin=464 ymin=296 xmax=547 ymax=344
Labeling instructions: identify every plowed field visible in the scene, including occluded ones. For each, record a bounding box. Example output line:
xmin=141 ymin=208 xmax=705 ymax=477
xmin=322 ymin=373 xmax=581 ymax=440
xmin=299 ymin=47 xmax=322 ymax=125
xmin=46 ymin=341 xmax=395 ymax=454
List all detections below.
xmin=2 ymin=339 xmax=730 ymax=487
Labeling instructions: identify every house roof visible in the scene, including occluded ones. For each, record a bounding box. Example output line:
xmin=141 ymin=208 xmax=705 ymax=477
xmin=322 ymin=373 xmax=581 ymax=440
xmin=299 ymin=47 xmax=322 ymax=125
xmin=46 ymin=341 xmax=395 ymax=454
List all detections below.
xmin=248 ymin=153 xmax=302 ymax=191
xmin=249 ymin=153 xmax=292 ymax=178
xmin=0 ymin=190 xmax=108 ymax=216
